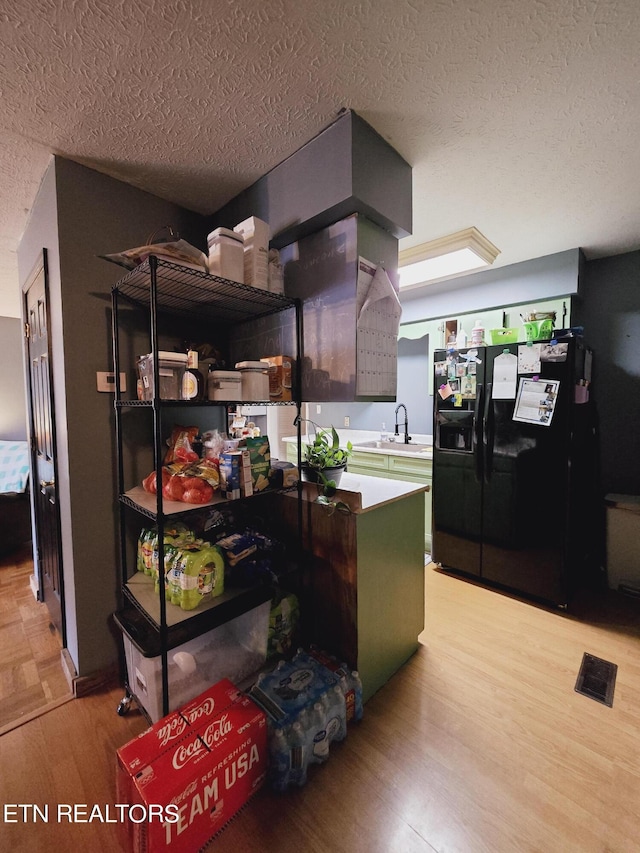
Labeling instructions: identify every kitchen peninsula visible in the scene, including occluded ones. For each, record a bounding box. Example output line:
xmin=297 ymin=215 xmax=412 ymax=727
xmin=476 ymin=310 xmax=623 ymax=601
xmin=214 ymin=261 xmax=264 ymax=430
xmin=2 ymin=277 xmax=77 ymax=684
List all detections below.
xmin=285 ymin=430 xmax=434 ymax=550
xmin=278 ymin=470 xmax=428 ymax=703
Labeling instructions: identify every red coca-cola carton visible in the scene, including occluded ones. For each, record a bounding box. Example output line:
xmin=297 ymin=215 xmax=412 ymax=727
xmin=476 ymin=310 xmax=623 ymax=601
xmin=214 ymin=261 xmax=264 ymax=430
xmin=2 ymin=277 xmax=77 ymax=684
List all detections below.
xmin=124 ymin=689 xmax=267 ymax=852
xmin=116 ymin=679 xmax=241 ymax=810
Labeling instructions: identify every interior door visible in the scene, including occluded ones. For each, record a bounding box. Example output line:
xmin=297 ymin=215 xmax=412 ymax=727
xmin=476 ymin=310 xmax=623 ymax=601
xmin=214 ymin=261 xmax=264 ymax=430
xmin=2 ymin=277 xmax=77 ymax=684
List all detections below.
xmin=22 ymin=250 xmax=65 ymax=642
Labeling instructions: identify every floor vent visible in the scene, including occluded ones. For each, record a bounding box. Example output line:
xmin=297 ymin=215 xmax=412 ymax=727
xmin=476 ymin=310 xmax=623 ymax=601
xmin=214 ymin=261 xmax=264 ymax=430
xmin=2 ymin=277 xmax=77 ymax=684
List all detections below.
xmin=575 ymin=653 xmax=617 ymax=707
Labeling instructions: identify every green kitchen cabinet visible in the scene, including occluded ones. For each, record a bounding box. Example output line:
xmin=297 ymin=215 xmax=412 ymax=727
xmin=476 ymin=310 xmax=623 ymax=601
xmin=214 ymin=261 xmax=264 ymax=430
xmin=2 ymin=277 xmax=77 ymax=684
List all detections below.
xmin=348 ymin=449 xmax=432 ymax=552
xmin=286 ymin=440 xmax=432 ymax=551
xmin=277 ymin=474 xmax=426 ymax=703
xmin=348 ymin=449 xmax=390 ymax=475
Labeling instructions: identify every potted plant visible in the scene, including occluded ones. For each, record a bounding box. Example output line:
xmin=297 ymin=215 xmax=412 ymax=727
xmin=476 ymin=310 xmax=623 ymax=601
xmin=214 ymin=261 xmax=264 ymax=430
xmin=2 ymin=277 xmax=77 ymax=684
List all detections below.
xmin=299 ymin=423 xmax=354 ymax=516
xmin=300 ymin=423 xmax=353 ymax=489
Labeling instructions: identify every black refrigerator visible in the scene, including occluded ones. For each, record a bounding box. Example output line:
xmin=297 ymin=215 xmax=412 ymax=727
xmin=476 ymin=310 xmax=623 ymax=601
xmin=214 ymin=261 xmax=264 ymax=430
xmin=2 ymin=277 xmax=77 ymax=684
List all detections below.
xmin=432 ymin=337 xmax=600 ymax=608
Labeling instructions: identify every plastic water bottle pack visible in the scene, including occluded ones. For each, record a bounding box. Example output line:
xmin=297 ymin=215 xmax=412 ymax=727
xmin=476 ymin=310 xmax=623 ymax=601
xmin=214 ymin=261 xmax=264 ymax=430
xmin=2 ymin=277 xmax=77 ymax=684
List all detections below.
xmin=249 ymin=648 xmax=363 ymax=791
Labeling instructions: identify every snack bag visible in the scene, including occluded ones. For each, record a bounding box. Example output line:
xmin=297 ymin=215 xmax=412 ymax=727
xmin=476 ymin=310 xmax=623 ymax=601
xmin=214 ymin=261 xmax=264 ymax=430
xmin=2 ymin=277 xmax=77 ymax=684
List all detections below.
xmin=268 ymin=591 xmax=300 ymax=657
xmin=164 ymin=425 xmax=199 ymax=464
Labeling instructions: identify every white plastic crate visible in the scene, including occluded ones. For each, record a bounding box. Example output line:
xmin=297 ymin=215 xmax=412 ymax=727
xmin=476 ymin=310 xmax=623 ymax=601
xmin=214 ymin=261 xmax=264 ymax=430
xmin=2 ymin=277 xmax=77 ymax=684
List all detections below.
xmin=605 ymin=494 xmax=640 ymax=593
xmin=122 ymin=600 xmax=270 ymax=722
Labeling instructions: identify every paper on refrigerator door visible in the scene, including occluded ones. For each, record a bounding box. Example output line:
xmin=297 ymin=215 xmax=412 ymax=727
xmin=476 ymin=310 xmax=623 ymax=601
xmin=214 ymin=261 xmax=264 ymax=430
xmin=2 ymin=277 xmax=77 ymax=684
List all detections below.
xmin=518 ymin=343 xmax=542 ymax=374
xmin=356 ymin=258 xmax=402 ymax=396
xmin=492 ymin=352 xmax=518 ymax=399
xmin=513 ymin=378 xmax=559 ymax=426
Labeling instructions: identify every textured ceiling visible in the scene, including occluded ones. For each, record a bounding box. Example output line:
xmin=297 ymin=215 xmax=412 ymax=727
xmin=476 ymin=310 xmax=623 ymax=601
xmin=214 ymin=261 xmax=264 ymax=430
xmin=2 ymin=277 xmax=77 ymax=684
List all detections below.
xmin=1 ymin=0 xmax=640 ymax=316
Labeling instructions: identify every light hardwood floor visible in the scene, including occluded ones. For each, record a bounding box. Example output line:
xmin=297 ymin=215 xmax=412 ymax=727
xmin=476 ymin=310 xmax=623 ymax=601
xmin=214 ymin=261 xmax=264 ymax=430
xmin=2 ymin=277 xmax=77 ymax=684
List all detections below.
xmin=0 ymin=545 xmax=72 ymax=734
xmin=1 ymin=564 xmax=639 ymax=853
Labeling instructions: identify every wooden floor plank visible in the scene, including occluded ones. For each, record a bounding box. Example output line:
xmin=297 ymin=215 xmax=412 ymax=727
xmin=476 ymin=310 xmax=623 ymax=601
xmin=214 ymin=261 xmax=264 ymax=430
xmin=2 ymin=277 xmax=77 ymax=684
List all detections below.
xmin=0 ymin=564 xmax=639 ymax=852
xmin=0 ymin=548 xmax=71 ymax=731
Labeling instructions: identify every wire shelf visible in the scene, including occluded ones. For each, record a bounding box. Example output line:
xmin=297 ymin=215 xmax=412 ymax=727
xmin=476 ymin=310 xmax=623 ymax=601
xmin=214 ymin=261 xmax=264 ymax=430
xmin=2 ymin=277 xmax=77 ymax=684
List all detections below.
xmin=114 ymin=398 xmax=297 ymax=408
xmin=112 ymin=256 xmax=296 ymax=323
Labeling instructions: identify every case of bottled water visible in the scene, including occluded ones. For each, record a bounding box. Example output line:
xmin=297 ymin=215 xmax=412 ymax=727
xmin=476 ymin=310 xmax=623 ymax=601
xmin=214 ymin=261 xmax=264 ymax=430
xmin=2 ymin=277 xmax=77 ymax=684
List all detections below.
xmin=249 ymin=648 xmax=363 ymax=790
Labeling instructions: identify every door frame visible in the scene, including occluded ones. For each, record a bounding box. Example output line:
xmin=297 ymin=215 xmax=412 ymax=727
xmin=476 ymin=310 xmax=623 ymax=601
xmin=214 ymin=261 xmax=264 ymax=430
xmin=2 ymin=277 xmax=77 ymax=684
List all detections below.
xmin=22 ymin=248 xmax=66 ymax=644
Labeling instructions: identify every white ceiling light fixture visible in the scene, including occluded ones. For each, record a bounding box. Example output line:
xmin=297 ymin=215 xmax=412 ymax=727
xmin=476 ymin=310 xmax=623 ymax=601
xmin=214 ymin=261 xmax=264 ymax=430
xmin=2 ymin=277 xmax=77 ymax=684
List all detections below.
xmin=398 ymin=227 xmax=500 ymax=289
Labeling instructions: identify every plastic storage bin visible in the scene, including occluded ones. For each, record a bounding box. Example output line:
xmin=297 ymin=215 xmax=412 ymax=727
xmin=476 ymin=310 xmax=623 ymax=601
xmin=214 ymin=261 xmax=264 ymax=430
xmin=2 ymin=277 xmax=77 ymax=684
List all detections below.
xmin=137 ymin=351 xmax=188 ymax=400
xmin=522 ymin=319 xmax=554 ymax=341
xmin=489 ymin=328 xmax=519 ymax=345
xmin=605 ymin=494 xmax=640 ymax=593
xmin=235 ymin=361 xmax=269 ymax=400
xmin=207 ymin=226 xmax=245 ymax=283
xmin=121 ymin=600 xmax=270 ymax=722
xmin=207 ymin=369 xmax=242 ymax=401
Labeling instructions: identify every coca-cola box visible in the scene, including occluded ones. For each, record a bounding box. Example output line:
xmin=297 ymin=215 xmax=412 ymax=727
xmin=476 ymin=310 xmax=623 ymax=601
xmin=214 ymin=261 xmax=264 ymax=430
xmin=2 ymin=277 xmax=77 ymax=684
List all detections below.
xmin=116 ymin=680 xmax=267 ymax=852
xmin=116 ymin=679 xmax=241 ymax=812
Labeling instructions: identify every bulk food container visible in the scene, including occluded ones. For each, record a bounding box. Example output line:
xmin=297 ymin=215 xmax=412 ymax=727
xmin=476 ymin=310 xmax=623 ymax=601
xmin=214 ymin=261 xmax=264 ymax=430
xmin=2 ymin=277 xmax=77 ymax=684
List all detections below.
xmin=235 ymin=361 xmax=269 ymax=400
xmin=207 ymin=369 xmax=242 ymax=401
xmin=207 ymin=227 xmax=244 ymax=284
xmin=137 ymin=352 xmax=188 ymax=400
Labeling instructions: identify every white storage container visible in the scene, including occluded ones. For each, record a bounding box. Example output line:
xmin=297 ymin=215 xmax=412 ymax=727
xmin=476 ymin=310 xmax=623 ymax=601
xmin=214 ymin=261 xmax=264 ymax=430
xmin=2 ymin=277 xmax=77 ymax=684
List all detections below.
xmin=236 ymin=361 xmax=270 ymax=400
xmin=234 ymin=216 xmax=269 ymax=290
xmin=605 ymin=494 xmax=640 ymax=593
xmin=122 ymin=600 xmax=270 ymax=722
xmin=207 ymin=369 xmax=242 ymax=401
xmin=207 ymin=227 xmax=245 ymax=283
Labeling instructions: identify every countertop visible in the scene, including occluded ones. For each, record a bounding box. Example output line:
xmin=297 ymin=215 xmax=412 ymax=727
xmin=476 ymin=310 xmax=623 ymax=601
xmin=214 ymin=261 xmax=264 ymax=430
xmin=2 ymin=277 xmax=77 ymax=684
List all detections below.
xmin=295 ymin=471 xmax=429 ymax=514
xmin=283 ymin=428 xmax=433 ymax=460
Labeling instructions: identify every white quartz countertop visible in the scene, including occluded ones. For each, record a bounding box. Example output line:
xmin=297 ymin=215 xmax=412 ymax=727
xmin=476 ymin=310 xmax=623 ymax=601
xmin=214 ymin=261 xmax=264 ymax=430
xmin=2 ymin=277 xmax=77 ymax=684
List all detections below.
xmin=297 ymin=471 xmax=429 ymax=514
xmin=283 ymin=428 xmax=433 ymax=460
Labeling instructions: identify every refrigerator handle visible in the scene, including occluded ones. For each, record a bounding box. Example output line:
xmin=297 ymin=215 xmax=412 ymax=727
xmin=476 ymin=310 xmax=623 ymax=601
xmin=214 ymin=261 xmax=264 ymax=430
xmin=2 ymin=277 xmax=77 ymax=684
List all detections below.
xmin=474 ymin=383 xmax=484 ymax=482
xmin=483 ymin=381 xmax=494 ymax=483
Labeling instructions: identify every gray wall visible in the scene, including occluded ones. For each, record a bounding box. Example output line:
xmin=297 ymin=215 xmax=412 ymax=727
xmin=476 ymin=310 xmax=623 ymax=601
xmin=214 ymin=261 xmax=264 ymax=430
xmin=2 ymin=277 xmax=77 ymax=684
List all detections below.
xmin=400 ymin=248 xmax=582 ymax=323
xmin=210 ymin=110 xmax=412 ymax=249
xmin=572 ymin=250 xmax=640 ymax=495
xmin=316 ymin=250 xmax=583 ymax=436
xmin=17 ymin=156 xmax=209 ymax=677
xmin=0 ymin=317 xmax=27 ymax=439
xmin=322 ymin=248 xmax=640 ymax=501
xmin=315 ymin=334 xmax=431 ymax=436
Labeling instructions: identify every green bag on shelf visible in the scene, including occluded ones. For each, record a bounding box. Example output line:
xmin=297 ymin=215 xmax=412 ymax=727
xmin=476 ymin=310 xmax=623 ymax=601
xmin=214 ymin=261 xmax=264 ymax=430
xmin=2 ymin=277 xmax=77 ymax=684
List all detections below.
xmin=268 ymin=590 xmax=300 ymax=657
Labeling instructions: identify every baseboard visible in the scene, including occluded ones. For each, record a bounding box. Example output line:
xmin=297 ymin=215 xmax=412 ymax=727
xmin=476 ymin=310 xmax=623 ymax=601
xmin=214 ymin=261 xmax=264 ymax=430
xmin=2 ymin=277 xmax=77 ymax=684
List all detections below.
xmin=60 ymin=648 xmax=76 ymax=691
xmin=60 ymin=649 xmax=119 ymax=698
xmin=29 ymin=572 xmax=39 ymax=600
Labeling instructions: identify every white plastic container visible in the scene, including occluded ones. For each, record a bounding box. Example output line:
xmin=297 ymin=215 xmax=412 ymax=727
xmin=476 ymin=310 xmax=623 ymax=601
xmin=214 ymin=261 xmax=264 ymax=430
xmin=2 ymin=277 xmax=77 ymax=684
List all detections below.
xmin=234 ymin=216 xmax=269 ymax=290
xmin=137 ymin=352 xmax=188 ymax=400
xmin=605 ymin=494 xmax=640 ymax=593
xmin=207 ymin=226 xmax=245 ymax=283
xmin=268 ymin=248 xmax=284 ymax=294
xmin=235 ymin=361 xmax=269 ymax=400
xmin=471 ymin=319 xmax=485 ymax=346
xmin=121 ymin=601 xmax=270 ymax=722
xmin=207 ymin=369 xmax=242 ymax=401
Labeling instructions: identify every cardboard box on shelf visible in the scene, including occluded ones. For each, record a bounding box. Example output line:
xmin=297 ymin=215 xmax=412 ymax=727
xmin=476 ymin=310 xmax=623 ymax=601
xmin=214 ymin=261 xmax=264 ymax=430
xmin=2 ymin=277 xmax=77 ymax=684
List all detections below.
xmin=219 ymin=449 xmax=252 ymax=499
xmin=245 ymin=436 xmax=271 ymax=492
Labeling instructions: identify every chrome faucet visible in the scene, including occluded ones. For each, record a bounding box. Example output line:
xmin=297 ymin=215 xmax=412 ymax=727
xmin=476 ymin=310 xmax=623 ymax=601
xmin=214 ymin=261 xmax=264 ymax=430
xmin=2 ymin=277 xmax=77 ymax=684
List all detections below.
xmin=394 ymin=403 xmax=411 ymax=444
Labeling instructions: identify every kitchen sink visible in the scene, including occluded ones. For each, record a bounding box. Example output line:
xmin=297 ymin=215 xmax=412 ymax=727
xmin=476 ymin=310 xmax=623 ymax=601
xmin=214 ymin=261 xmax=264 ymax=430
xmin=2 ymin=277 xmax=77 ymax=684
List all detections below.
xmin=353 ymin=440 xmax=432 ymax=454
